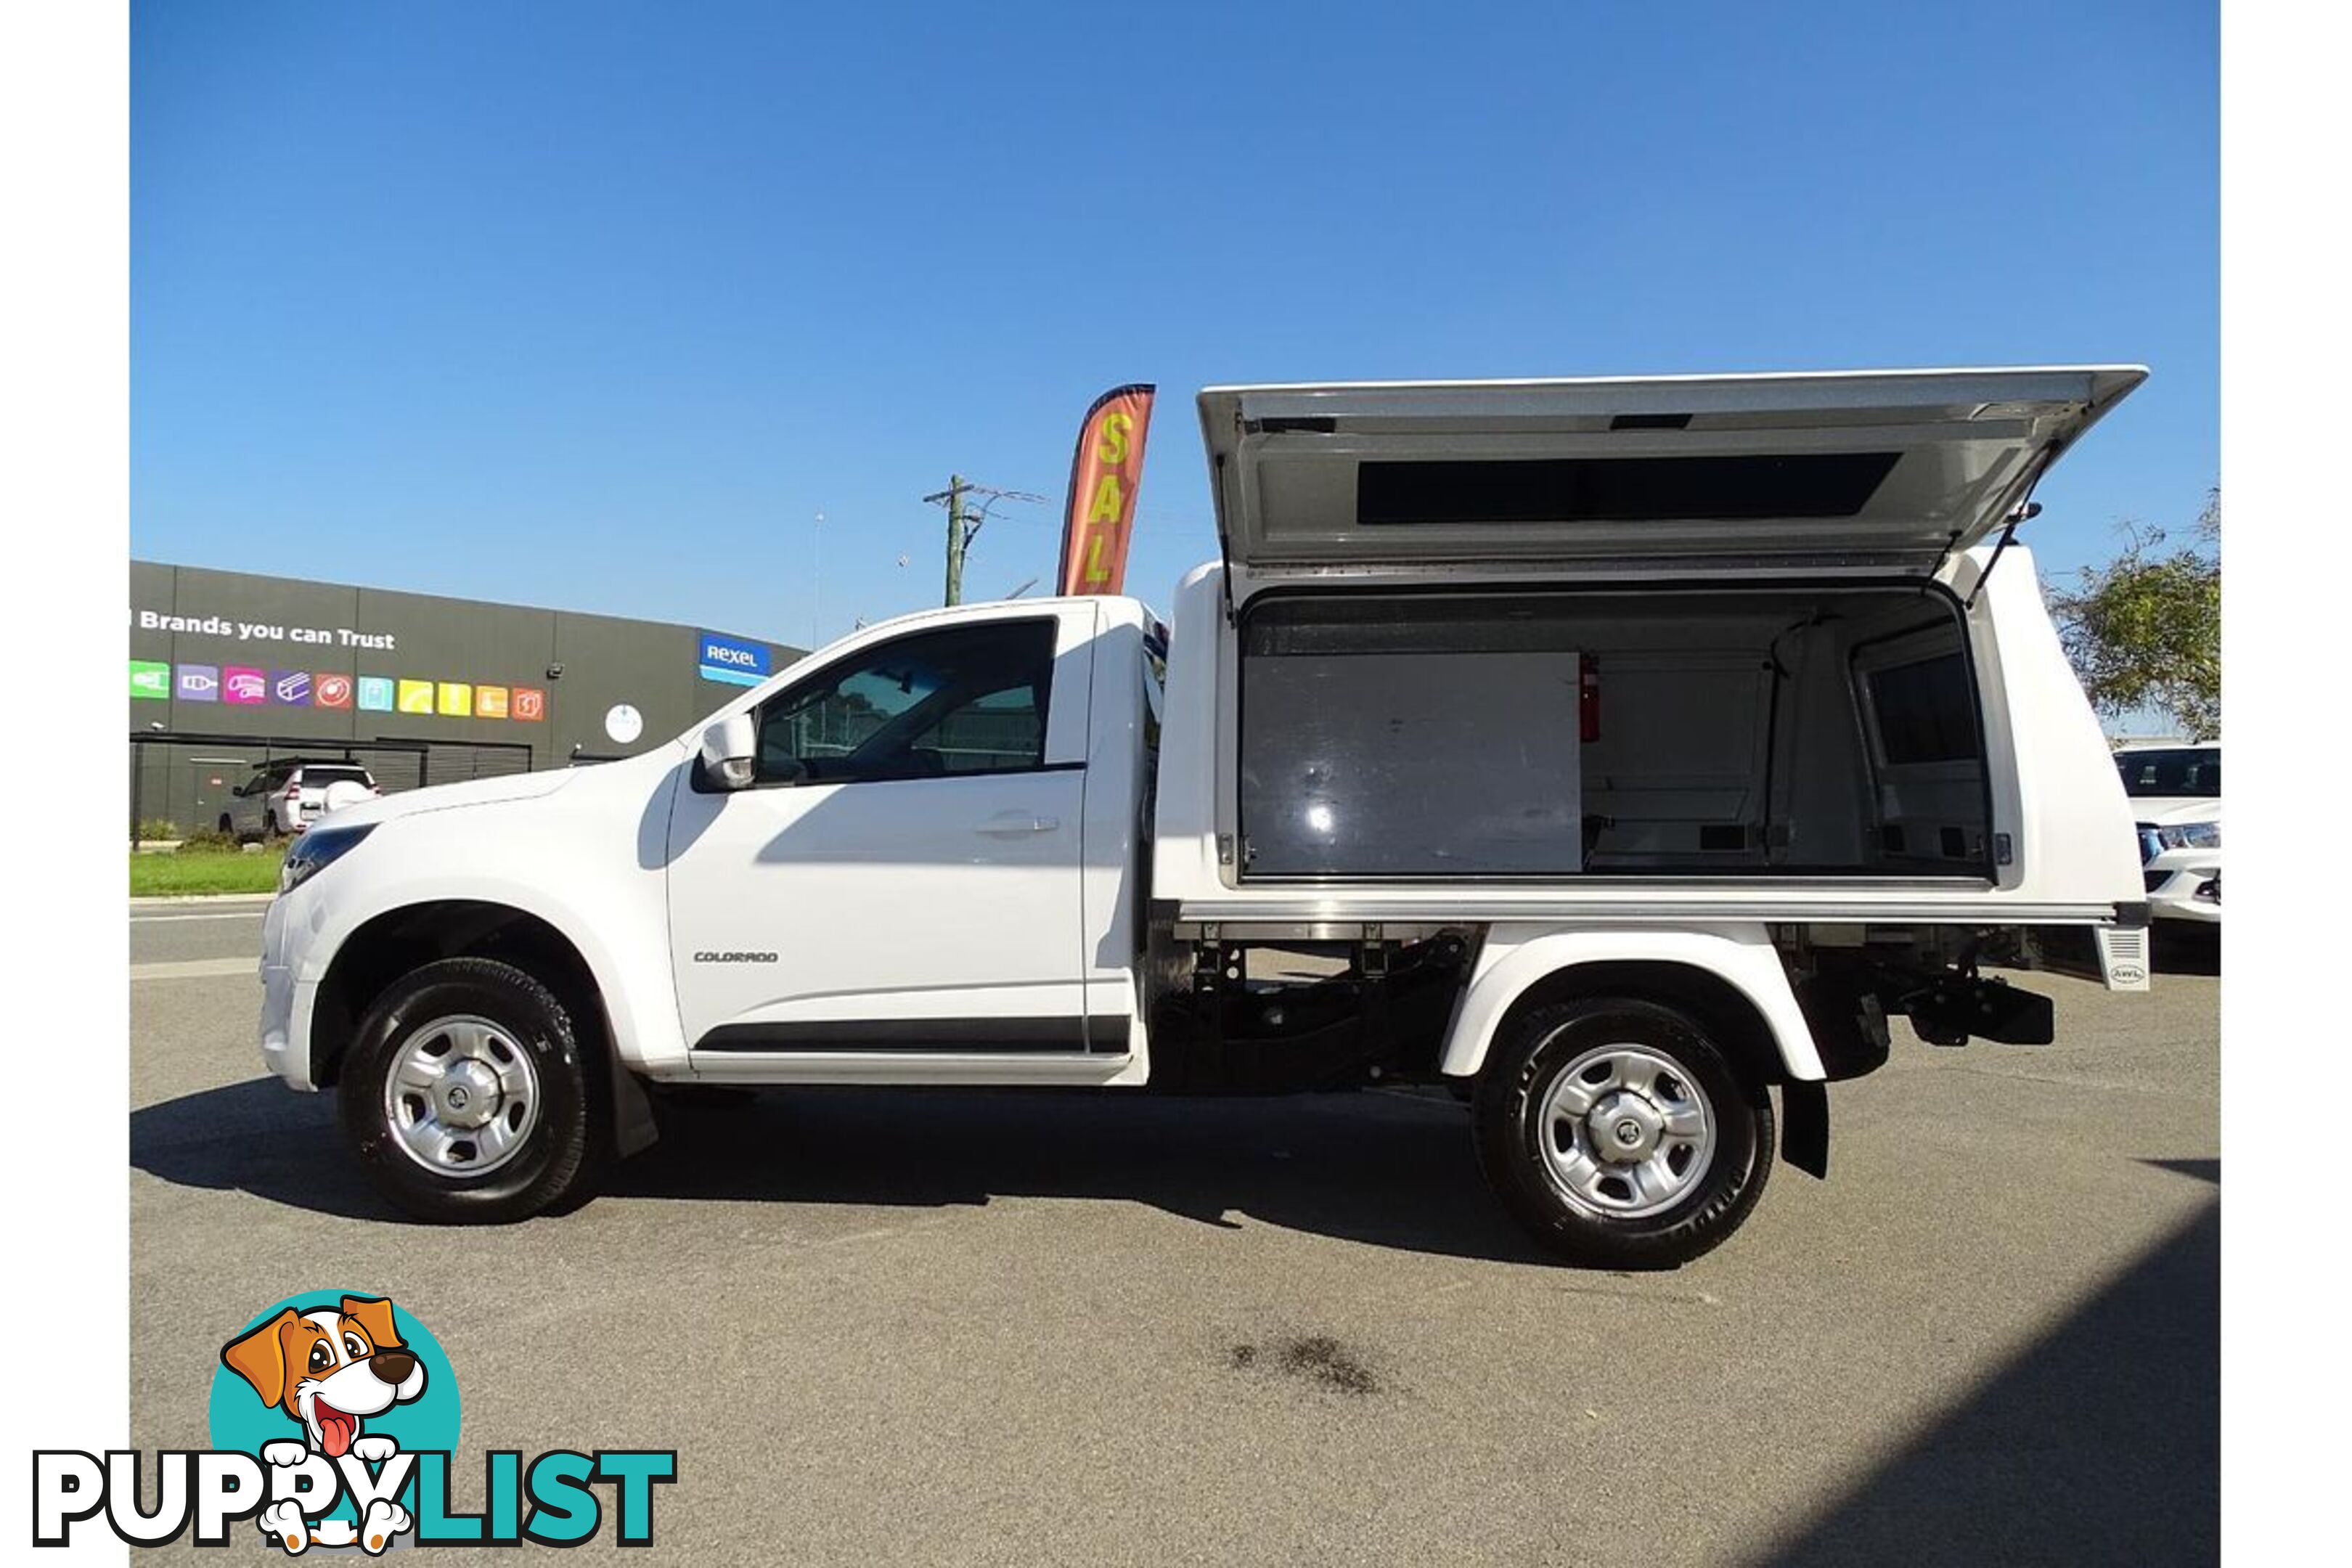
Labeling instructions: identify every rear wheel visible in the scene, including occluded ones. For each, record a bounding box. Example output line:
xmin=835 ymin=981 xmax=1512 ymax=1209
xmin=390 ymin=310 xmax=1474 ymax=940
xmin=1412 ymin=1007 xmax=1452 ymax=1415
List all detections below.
xmin=338 ymin=957 xmax=597 ymax=1223
xmin=1474 ymin=996 xmax=1772 ymax=1269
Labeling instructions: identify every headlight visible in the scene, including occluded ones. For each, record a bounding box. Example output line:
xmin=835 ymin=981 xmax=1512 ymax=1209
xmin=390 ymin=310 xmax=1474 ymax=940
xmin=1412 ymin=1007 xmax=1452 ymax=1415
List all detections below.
xmin=2156 ymin=821 xmax=2221 ymax=851
xmin=279 ymin=823 xmax=376 ymax=894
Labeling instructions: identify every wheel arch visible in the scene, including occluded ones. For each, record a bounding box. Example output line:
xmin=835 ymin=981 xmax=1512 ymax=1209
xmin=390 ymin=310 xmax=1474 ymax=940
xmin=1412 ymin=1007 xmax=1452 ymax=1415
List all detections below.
xmin=313 ymin=902 xmax=595 ymax=1082
xmin=1441 ymin=926 xmax=1825 ymax=1089
xmin=309 ymin=899 xmax=658 ymax=1156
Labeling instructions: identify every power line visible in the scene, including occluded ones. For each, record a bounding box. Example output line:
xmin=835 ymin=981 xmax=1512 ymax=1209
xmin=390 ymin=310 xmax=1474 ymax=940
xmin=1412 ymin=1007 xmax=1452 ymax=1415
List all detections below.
xmin=921 ymin=478 xmax=1046 ymax=605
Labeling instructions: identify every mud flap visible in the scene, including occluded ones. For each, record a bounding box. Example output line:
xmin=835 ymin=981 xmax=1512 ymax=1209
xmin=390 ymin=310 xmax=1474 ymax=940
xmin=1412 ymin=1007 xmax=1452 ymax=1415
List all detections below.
xmin=609 ymin=1059 xmax=660 ymax=1158
xmin=1779 ymin=1080 xmax=1828 ymax=1179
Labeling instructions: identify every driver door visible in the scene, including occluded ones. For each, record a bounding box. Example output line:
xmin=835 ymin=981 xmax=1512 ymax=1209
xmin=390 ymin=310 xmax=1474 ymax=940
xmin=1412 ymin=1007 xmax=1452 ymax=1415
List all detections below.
xmin=666 ymin=602 xmax=1101 ymax=1060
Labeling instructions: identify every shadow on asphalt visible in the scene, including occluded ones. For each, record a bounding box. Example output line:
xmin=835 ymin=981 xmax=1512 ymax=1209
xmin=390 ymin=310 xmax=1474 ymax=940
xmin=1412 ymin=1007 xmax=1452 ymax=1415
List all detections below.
xmin=2150 ymin=925 xmax=2221 ymax=978
xmin=135 ymin=1087 xmax=2220 ymax=1556
xmin=1755 ymin=1185 xmax=2219 ymax=1567
xmin=129 ymin=1077 xmax=1553 ymax=1263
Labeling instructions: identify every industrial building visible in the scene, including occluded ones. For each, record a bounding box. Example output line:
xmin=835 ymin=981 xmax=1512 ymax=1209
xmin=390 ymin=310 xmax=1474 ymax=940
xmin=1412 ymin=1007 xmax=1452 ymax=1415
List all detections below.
xmin=129 ymin=560 xmax=801 ymax=836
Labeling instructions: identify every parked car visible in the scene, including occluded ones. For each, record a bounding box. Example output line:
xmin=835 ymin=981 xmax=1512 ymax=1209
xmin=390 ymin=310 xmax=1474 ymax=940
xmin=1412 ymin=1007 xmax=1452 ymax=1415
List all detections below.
xmin=259 ymin=365 xmax=2151 ymax=1267
xmin=221 ymin=760 xmax=381 ymax=842
xmin=2115 ymin=740 xmax=2221 ymax=925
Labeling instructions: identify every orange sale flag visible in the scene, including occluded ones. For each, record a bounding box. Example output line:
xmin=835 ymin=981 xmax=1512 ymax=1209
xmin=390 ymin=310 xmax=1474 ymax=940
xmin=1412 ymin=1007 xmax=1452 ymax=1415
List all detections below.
xmin=1056 ymin=383 xmax=1156 ymax=596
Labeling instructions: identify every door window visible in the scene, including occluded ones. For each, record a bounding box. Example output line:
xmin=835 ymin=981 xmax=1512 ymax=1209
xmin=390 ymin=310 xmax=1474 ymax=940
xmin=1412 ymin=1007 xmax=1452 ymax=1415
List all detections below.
xmin=755 ymin=619 xmax=1058 ymax=785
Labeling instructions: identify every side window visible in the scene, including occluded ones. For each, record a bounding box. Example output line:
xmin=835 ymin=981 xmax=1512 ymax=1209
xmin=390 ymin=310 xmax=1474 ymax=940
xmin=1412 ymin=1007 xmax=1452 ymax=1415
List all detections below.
xmin=1860 ymin=650 xmax=1978 ymax=766
xmin=755 ymin=618 xmax=1059 ymax=785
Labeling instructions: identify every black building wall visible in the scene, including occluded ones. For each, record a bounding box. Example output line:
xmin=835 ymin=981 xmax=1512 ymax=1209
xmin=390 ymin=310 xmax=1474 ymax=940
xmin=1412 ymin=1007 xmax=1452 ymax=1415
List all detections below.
xmin=129 ymin=560 xmax=800 ymax=833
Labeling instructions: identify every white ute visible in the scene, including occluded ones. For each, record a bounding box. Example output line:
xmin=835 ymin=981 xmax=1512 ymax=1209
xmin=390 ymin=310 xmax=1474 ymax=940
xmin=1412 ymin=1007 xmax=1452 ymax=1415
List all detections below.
xmin=260 ymin=366 xmax=2152 ymax=1267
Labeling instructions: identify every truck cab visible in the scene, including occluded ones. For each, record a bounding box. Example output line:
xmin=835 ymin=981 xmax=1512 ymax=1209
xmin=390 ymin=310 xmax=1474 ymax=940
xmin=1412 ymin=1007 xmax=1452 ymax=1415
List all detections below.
xmin=259 ymin=365 xmax=2149 ymax=1267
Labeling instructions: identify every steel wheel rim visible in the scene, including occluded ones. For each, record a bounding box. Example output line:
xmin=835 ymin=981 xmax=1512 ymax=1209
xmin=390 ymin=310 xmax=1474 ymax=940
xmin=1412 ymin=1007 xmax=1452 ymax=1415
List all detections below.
xmin=381 ymin=1013 xmax=540 ymax=1177
xmin=1535 ymin=1042 xmax=1718 ymax=1220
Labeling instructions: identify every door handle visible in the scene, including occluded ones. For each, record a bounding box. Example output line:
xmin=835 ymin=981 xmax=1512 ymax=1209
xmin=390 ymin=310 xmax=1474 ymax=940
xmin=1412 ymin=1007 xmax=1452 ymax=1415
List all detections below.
xmin=976 ymin=812 xmax=1061 ymax=836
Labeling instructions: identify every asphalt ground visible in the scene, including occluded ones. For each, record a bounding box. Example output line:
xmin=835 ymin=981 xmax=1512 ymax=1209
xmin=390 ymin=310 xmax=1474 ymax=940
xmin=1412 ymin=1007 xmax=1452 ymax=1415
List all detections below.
xmin=129 ymin=904 xmax=2219 ymax=1564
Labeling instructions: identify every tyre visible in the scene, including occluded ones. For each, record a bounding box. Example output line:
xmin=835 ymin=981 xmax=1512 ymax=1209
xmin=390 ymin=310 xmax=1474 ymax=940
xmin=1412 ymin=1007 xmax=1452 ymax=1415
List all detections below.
xmin=1473 ymin=996 xmax=1773 ymax=1269
xmin=338 ymin=957 xmax=598 ymax=1223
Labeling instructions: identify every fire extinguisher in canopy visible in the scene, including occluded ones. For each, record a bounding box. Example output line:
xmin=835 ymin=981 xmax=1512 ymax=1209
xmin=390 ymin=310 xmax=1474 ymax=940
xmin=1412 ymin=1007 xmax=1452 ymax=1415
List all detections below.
xmin=1056 ymin=384 xmax=1156 ymax=597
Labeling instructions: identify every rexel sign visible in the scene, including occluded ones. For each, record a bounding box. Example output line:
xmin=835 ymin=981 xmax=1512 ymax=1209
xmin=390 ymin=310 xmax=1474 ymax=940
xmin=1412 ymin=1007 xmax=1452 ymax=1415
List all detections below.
xmin=696 ymin=632 xmax=771 ymax=687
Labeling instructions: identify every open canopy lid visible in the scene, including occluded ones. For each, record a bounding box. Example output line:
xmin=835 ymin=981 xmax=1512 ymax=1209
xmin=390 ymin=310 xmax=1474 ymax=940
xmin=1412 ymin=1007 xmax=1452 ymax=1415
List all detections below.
xmin=1198 ymin=366 xmax=2146 ymax=592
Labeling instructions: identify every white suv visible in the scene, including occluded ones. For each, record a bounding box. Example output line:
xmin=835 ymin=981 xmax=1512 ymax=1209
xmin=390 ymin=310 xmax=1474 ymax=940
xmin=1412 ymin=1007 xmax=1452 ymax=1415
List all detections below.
xmin=222 ymin=760 xmax=381 ymax=842
xmin=2115 ymin=741 xmax=2221 ymax=925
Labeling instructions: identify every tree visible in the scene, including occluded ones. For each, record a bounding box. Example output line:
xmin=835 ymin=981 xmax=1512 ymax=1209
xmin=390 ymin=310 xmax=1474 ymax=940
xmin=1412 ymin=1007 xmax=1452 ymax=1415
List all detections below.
xmin=2049 ymin=489 xmax=2221 ymax=740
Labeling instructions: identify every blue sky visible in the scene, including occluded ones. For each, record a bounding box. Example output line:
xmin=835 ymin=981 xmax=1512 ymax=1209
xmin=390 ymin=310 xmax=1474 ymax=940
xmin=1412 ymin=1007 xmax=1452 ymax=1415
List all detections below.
xmin=132 ymin=0 xmax=2216 ymax=648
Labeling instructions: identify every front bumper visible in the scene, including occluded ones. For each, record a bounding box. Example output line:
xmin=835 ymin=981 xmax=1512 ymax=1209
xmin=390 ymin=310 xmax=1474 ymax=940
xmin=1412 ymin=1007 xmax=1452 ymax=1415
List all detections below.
xmin=258 ymin=890 xmax=324 ymax=1089
xmin=2142 ymin=859 xmax=2221 ymax=924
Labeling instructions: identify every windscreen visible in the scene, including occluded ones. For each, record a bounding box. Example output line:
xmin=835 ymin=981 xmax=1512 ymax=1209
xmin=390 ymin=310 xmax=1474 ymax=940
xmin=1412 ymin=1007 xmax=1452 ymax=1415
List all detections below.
xmin=2115 ymin=748 xmax=2220 ymax=799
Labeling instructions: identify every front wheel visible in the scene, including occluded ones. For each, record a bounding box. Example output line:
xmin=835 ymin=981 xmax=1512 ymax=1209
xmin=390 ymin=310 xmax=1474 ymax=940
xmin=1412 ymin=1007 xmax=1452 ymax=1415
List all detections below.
xmin=338 ymin=957 xmax=598 ymax=1223
xmin=1474 ymin=997 xmax=1773 ymax=1269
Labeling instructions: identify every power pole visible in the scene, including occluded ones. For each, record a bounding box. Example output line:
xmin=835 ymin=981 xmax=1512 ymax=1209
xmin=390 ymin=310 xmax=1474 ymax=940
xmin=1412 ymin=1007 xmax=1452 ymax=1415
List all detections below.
xmin=923 ymin=478 xmax=1044 ymax=607
xmin=943 ymin=475 xmax=971 ymax=606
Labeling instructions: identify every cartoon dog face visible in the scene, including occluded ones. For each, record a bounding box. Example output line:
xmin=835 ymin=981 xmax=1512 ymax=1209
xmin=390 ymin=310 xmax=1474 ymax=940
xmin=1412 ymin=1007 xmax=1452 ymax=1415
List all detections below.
xmin=221 ymin=1296 xmax=427 ymax=1458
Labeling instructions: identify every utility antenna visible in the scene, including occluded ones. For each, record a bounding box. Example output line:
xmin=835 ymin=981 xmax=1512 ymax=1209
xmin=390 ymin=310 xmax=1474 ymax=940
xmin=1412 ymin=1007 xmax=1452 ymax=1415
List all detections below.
xmin=812 ymin=510 xmax=825 ymax=645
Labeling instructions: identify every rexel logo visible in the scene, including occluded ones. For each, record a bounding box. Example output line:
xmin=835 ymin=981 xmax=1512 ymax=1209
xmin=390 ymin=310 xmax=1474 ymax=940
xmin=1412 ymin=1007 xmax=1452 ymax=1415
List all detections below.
xmin=130 ymin=660 xmax=171 ymax=700
xmin=697 ymin=630 xmax=772 ymax=686
xmin=224 ymin=667 xmax=268 ymax=706
xmin=177 ymin=665 xmax=221 ymax=703
xmin=31 ymin=1290 xmax=675 ymax=1552
xmin=316 ymin=674 xmax=354 ymax=709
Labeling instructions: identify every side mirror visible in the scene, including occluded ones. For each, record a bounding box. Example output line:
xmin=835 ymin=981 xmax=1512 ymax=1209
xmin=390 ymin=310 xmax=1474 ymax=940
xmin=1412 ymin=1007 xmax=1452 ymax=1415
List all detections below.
xmin=698 ymin=712 xmax=759 ymax=791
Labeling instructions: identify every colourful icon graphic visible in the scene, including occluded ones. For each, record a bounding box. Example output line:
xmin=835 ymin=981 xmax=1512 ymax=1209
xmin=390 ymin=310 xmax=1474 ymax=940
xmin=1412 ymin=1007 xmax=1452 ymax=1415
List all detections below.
xmin=475 ymin=685 xmax=510 ymax=719
xmin=271 ymin=670 xmax=313 ymax=706
xmin=129 ymin=660 xmax=171 ymax=700
xmin=436 ymin=682 xmax=473 ymax=717
xmin=316 ymin=673 xmax=354 ymax=709
xmin=176 ymin=664 xmax=219 ymax=703
xmin=511 ymin=687 xmax=546 ymax=722
xmin=357 ymin=676 xmax=395 ymax=712
xmin=396 ymin=679 xmax=435 ymax=715
xmin=224 ymin=666 xmax=268 ymax=705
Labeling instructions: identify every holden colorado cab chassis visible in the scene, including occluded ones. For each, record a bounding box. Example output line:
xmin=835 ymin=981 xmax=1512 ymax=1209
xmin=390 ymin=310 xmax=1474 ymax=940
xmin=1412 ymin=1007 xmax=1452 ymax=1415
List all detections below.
xmin=260 ymin=367 xmax=2152 ymax=1267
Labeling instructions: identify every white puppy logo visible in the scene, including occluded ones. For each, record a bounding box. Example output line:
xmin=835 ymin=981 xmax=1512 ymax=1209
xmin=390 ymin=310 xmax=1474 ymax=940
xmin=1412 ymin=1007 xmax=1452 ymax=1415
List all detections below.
xmin=221 ymin=1295 xmax=425 ymax=1555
